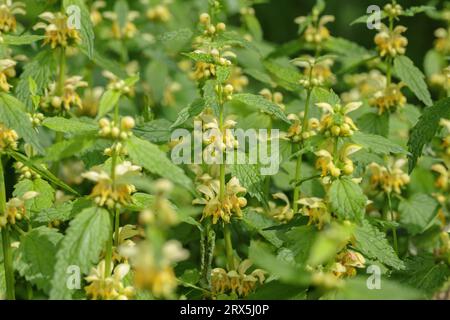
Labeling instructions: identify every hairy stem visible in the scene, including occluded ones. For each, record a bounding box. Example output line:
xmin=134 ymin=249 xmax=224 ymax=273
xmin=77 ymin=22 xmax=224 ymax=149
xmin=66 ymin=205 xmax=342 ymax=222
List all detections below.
xmin=223 ymin=223 xmax=234 ymax=270
xmin=0 ymin=157 xmax=15 ymax=300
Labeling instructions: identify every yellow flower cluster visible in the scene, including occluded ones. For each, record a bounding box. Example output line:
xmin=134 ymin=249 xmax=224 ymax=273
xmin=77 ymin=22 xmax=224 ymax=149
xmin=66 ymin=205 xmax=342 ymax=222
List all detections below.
xmin=434 ymin=28 xmax=450 ymax=54
xmin=99 ymin=116 xmax=135 ymax=141
xmin=82 ymin=161 xmax=141 ymax=209
xmin=432 ymin=164 xmax=449 ymax=191
xmin=429 ymin=67 xmax=450 ymax=92
xmin=40 ymin=76 xmax=88 ymax=113
xmin=191 ymin=48 xmax=234 ymax=81
xmin=0 ymin=0 xmax=25 ymax=33
xmin=193 ymin=177 xmax=247 ymax=224
xmin=260 ymin=88 xmax=285 ymax=110
xmin=211 ymin=260 xmax=266 ymax=297
xmin=14 ymin=162 xmax=40 ymax=180
xmin=294 ymin=56 xmax=335 ymax=87
xmin=368 ymin=159 xmax=410 ymax=194
xmin=85 ymin=261 xmax=134 ymax=300
xmin=295 ymin=14 xmax=334 ymax=44
xmin=370 ymin=83 xmax=406 ymax=114
xmin=0 ymin=59 xmax=16 ymax=92
xmin=342 ymin=70 xmax=386 ymax=103
xmin=227 ymin=67 xmax=248 ymax=92
xmin=199 ymin=12 xmax=226 ymax=37
xmin=33 ymin=12 xmax=81 ymax=49
xmin=103 ymin=11 xmax=139 ymax=40
xmin=315 ymin=144 xmax=361 ymax=179
xmin=298 ymin=197 xmax=331 ymax=230
xmin=147 ymin=4 xmax=171 ymax=22
xmin=317 ymin=101 xmax=361 ymax=137
xmin=267 ymin=193 xmax=294 ymax=222
xmin=285 ymin=113 xmax=319 ymax=142
xmin=374 ymin=24 xmax=408 ymax=57
xmin=0 ymin=123 xmax=18 ymax=152
xmin=0 ymin=191 xmax=38 ymax=228
xmin=383 ymin=3 xmax=403 ymax=18
xmin=331 ymin=249 xmax=365 ymax=278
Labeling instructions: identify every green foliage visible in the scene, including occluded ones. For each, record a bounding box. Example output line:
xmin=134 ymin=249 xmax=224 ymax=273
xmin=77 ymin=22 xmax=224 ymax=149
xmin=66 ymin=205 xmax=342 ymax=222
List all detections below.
xmin=329 ymin=177 xmax=367 ymax=222
xmin=399 ymin=193 xmax=439 ymax=235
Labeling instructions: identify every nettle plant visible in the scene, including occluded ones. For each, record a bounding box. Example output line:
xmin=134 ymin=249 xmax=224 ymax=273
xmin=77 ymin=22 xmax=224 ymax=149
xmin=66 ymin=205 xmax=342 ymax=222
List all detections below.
xmin=0 ymin=0 xmax=449 ymax=300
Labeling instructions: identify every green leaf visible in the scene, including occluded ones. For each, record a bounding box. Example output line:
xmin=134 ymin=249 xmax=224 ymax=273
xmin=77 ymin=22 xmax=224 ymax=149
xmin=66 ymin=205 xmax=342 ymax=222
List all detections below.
xmin=312 ymin=87 xmax=340 ymax=105
xmin=356 ymin=112 xmax=389 ymax=137
xmin=0 ymin=92 xmax=44 ymax=154
xmin=15 ymin=51 xmax=56 ymax=109
xmin=42 ymin=117 xmax=97 ymax=133
xmin=350 ymin=12 xmax=387 ymax=25
xmin=16 ymin=227 xmax=63 ymax=293
xmin=2 ymin=34 xmax=45 ymax=45
xmin=127 ymin=136 xmax=193 ymax=191
xmin=284 ymin=225 xmax=317 ymax=265
xmin=231 ymin=159 xmax=266 ymax=204
xmin=334 ymin=277 xmax=423 ymax=299
xmin=170 ymin=98 xmax=205 ymax=129
xmin=351 ymin=131 xmax=407 ymax=155
xmin=216 ymin=65 xmax=231 ymax=83
xmin=63 ymin=0 xmax=95 ymax=59
xmin=233 ymin=93 xmax=290 ymax=123
xmin=393 ymin=254 xmax=450 ymax=296
xmin=96 ymin=89 xmax=121 ymax=119
xmin=399 ymin=193 xmax=439 ymax=235
xmin=134 ymin=119 xmax=173 ymax=144
xmin=43 ymin=134 xmax=96 ymax=161
xmin=183 ymin=52 xmax=214 ymax=63
xmin=243 ymin=210 xmax=283 ymax=248
xmin=329 ymin=177 xmax=367 ymax=222
xmin=50 ymin=206 xmax=111 ymax=299
xmin=402 ymin=5 xmax=434 ymax=17
xmin=354 ymin=220 xmax=405 ymax=270
xmin=114 ymin=0 xmax=129 ymax=31
xmin=424 ymin=50 xmax=445 ymax=77
xmin=394 ymin=55 xmax=432 ymax=107
xmin=262 ymin=59 xmax=301 ymax=92
xmin=244 ymin=13 xmax=263 ymax=41
xmin=13 ymin=178 xmax=55 ymax=214
xmin=80 ymin=48 xmax=127 ymax=78
xmin=408 ymin=97 xmax=450 ymax=172
xmin=145 ymin=60 xmax=168 ymax=103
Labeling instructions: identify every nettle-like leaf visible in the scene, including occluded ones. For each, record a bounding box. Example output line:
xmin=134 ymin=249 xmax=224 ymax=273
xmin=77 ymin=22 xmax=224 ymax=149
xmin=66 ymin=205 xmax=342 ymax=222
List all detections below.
xmin=399 ymin=193 xmax=439 ymax=235
xmin=50 ymin=207 xmax=110 ymax=299
xmin=394 ymin=56 xmax=432 ymax=107
xmin=354 ymin=220 xmax=405 ymax=270
xmin=243 ymin=210 xmax=282 ymax=248
xmin=203 ymin=80 xmax=220 ymax=116
xmin=42 ymin=117 xmax=97 ymax=133
xmin=63 ymin=0 xmax=95 ymax=59
xmin=329 ymin=177 xmax=367 ymax=222
xmin=15 ymin=50 xmax=56 ymax=109
xmin=262 ymin=59 xmax=302 ymax=92
xmin=356 ymin=112 xmax=389 ymax=137
xmin=96 ymin=89 xmax=121 ymax=119
xmin=135 ymin=119 xmax=173 ymax=144
xmin=312 ymin=87 xmax=340 ymax=105
xmin=0 ymin=92 xmax=44 ymax=154
xmin=16 ymin=227 xmax=63 ymax=293
xmin=407 ymin=97 xmax=450 ymax=172
xmin=232 ymin=93 xmax=290 ymax=123
xmin=127 ymin=136 xmax=193 ymax=191
xmin=216 ymin=65 xmax=231 ymax=83
xmin=231 ymin=160 xmax=266 ymax=205
xmin=2 ymin=34 xmax=45 ymax=45
xmin=13 ymin=178 xmax=55 ymax=214
xmin=351 ymin=131 xmax=407 ymax=155
xmin=170 ymin=98 xmax=205 ymax=129
xmin=43 ymin=135 xmax=97 ymax=162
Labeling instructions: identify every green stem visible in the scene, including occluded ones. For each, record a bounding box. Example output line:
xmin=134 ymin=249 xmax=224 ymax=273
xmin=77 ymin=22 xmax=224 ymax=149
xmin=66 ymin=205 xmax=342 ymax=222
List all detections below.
xmin=0 ymin=157 xmax=15 ymax=300
xmin=104 ymin=217 xmax=113 ymax=277
xmin=293 ymin=87 xmax=312 ymax=213
xmin=113 ymin=207 xmax=120 ymax=247
xmin=56 ymin=47 xmax=66 ymax=97
xmin=223 ymin=224 xmax=234 ymax=270
xmin=387 ymin=192 xmax=398 ymax=254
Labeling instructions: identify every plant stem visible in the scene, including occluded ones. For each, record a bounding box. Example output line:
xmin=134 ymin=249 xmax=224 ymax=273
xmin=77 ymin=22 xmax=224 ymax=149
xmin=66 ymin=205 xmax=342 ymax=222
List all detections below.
xmin=223 ymin=223 xmax=234 ymax=270
xmin=113 ymin=207 xmax=120 ymax=247
xmin=0 ymin=157 xmax=15 ymax=300
xmin=387 ymin=192 xmax=398 ymax=254
xmin=293 ymin=87 xmax=312 ymax=213
xmin=104 ymin=218 xmax=113 ymax=277
xmin=56 ymin=47 xmax=66 ymax=97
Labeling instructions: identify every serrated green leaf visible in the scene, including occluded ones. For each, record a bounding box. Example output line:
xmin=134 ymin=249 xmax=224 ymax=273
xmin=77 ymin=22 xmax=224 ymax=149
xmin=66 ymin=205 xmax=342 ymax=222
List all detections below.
xmin=352 ymin=131 xmax=407 ymax=155
xmin=0 ymin=92 xmax=44 ymax=154
xmin=243 ymin=210 xmax=282 ymax=248
xmin=2 ymin=34 xmax=45 ymax=45
xmin=231 ymin=158 xmax=266 ymax=204
xmin=233 ymin=93 xmax=290 ymax=123
xmin=63 ymin=0 xmax=95 ymax=59
xmin=127 ymin=136 xmax=193 ymax=191
xmin=16 ymin=227 xmax=63 ymax=293
xmin=183 ymin=52 xmax=215 ymax=63
xmin=262 ymin=59 xmax=301 ymax=92
xmin=96 ymin=89 xmax=121 ymax=119
xmin=402 ymin=5 xmax=434 ymax=17
xmin=354 ymin=220 xmax=405 ymax=270
xmin=329 ymin=177 xmax=367 ymax=222
xmin=42 ymin=117 xmax=97 ymax=133
xmin=407 ymin=97 xmax=450 ymax=172
xmin=14 ymin=178 xmax=54 ymax=214
xmin=394 ymin=55 xmax=432 ymax=107
xmin=216 ymin=65 xmax=231 ymax=83
xmin=170 ymin=98 xmax=205 ymax=129
xmin=399 ymin=193 xmax=439 ymax=235
xmin=50 ymin=206 xmax=110 ymax=299
xmin=356 ymin=112 xmax=389 ymax=137
xmin=43 ymin=134 xmax=96 ymax=161
xmin=312 ymin=87 xmax=340 ymax=105
xmin=134 ymin=119 xmax=173 ymax=144
xmin=203 ymin=79 xmax=220 ymax=116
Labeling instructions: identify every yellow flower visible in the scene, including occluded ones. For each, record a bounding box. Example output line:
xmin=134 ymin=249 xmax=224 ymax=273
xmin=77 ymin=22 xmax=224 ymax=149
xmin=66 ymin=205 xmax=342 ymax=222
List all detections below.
xmin=342 ymin=70 xmax=386 ymax=103
xmin=103 ymin=11 xmax=139 ymax=39
xmin=268 ymin=193 xmax=294 ymax=222
xmin=374 ymin=24 xmax=408 ymax=57
xmin=296 ymin=15 xmax=334 ymax=44
xmin=211 ymin=260 xmax=266 ymax=297
xmin=15 ymin=161 xmax=41 ymax=180
xmin=333 ymin=249 xmax=366 ymax=278
xmin=434 ymin=28 xmax=450 ymax=54
xmin=90 ymin=1 xmax=106 ymax=26
xmin=82 ymin=161 xmax=141 ymax=209
xmin=368 ymin=159 xmax=410 ymax=194
xmin=432 ymin=163 xmax=449 ymax=191
xmin=40 ymin=76 xmax=88 ymax=113
xmin=0 ymin=58 xmax=16 ymax=92
xmin=85 ymin=261 xmax=134 ymax=300
xmin=0 ymin=191 xmax=38 ymax=228
xmin=147 ymin=4 xmax=171 ymax=22
xmin=370 ymin=82 xmax=406 ymax=114
xmin=316 ymin=101 xmax=361 ymax=137
xmin=162 ymin=82 xmax=181 ymax=106
xmin=294 ymin=56 xmax=335 ymax=86
xmin=77 ymin=87 xmax=104 ymax=117
xmin=193 ymin=177 xmax=247 ymax=224
xmin=33 ymin=12 xmax=81 ymax=49
xmin=228 ymin=67 xmax=249 ymax=92
xmin=298 ymin=197 xmax=331 ymax=229
xmin=0 ymin=123 xmax=18 ymax=152
xmin=0 ymin=0 xmax=25 ymax=33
